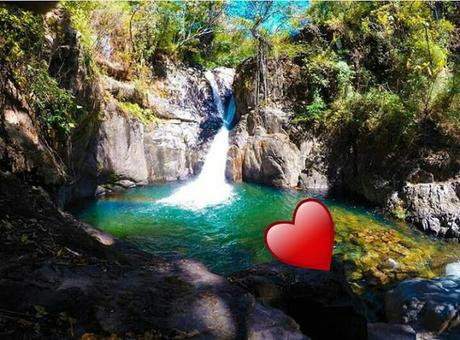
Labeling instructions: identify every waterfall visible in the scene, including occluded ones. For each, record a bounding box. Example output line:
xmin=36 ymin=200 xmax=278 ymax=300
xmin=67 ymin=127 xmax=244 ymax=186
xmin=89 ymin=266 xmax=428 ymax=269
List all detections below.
xmin=205 ymin=70 xmax=225 ymax=117
xmin=159 ymin=70 xmax=234 ymax=210
xmin=224 ymin=95 xmax=236 ymax=129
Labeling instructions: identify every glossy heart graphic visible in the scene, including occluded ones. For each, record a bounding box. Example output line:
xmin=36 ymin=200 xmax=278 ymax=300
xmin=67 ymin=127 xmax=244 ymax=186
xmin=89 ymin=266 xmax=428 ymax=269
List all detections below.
xmin=264 ymin=198 xmax=334 ymax=270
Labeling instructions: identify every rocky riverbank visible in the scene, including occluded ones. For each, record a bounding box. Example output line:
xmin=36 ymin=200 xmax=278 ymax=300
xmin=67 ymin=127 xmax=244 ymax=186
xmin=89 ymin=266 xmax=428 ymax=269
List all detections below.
xmin=0 ymin=171 xmax=308 ymax=339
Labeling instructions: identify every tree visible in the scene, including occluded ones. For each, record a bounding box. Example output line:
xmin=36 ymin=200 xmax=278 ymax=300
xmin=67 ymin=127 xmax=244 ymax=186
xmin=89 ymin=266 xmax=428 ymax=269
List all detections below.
xmin=228 ymin=0 xmax=304 ymax=108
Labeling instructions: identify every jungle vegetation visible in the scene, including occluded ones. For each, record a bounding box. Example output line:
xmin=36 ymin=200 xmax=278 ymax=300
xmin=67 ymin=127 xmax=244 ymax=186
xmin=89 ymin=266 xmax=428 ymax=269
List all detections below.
xmin=1 ymin=1 xmax=459 ymax=148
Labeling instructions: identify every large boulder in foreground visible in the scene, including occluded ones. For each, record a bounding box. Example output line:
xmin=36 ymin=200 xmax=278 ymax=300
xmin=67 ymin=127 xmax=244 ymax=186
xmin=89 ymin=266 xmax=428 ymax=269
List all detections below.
xmin=0 ymin=259 xmax=307 ymax=339
xmin=385 ymin=276 xmax=460 ymax=335
xmin=228 ymin=261 xmax=368 ymax=340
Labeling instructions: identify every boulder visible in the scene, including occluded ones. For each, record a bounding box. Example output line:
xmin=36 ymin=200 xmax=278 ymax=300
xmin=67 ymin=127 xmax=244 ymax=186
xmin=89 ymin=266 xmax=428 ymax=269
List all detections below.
xmin=227 ymin=104 xmax=301 ymax=188
xmin=228 ymin=261 xmax=368 ymax=340
xmin=0 ymin=258 xmax=308 ymax=339
xmin=242 ymin=134 xmax=302 ymax=188
xmin=385 ymin=276 xmax=460 ymax=334
xmin=403 ymin=180 xmax=460 ymax=239
xmin=367 ymin=323 xmax=416 ymax=340
xmin=298 ymin=138 xmax=329 ymax=192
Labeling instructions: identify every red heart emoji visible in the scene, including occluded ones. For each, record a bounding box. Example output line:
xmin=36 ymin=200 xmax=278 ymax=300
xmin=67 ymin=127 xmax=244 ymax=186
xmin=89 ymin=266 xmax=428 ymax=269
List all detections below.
xmin=264 ymin=198 xmax=334 ymax=271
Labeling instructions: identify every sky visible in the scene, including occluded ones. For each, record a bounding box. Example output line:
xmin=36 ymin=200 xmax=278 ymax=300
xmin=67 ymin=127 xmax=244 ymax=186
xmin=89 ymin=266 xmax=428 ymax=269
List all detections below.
xmin=226 ymin=0 xmax=310 ymax=33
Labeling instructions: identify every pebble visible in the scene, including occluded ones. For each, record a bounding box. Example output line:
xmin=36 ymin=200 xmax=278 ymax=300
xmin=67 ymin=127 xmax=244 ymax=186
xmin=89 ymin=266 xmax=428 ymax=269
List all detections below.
xmin=385 ymin=258 xmax=400 ymax=270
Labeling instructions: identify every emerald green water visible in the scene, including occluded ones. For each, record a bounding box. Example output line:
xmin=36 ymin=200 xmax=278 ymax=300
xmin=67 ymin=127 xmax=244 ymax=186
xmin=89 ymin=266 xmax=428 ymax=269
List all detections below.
xmin=74 ymin=182 xmax=460 ymax=279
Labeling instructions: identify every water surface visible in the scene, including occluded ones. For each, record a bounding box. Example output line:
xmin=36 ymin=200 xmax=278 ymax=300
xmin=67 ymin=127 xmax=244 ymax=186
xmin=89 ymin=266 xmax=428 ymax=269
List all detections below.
xmin=74 ymin=182 xmax=460 ymax=279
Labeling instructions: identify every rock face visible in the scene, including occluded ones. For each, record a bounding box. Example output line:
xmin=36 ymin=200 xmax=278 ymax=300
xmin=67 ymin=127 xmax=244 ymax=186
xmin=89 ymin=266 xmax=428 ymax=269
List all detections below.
xmin=298 ymin=137 xmax=330 ymax=191
xmin=0 ymin=82 xmax=67 ymax=191
xmin=57 ymin=55 xmax=236 ymax=203
xmin=95 ymin=98 xmax=203 ymax=185
xmin=385 ymin=276 xmax=460 ymax=335
xmin=229 ymin=261 xmax=368 ymax=340
xmin=96 ymin=102 xmax=149 ymax=183
xmin=92 ymin=65 xmax=228 ymax=191
xmin=227 ymin=107 xmax=305 ymax=188
xmin=144 ymin=121 xmax=200 ymax=182
xmin=2 ymin=103 xmax=66 ymax=186
xmin=242 ymin=133 xmax=302 ymax=187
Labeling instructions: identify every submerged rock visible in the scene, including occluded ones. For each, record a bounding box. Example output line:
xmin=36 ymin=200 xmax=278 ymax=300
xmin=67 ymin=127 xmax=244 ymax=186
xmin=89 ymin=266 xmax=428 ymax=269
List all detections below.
xmin=228 ymin=261 xmax=368 ymax=340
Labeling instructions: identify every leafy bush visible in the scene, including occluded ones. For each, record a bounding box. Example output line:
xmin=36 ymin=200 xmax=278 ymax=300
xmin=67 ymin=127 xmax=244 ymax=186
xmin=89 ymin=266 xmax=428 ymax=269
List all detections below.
xmin=327 ymin=88 xmax=416 ymax=151
xmin=293 ymin=1 xmax=459 ymax=144
xmin=293 ymin=92 xmax=328 ymax=125
xmin=116 ymin=101 xmax=157 ymax=125
xmin=27 ymin=65 xmax=78 ymax=138
xmin=0 ymin=5 xmax=44 ymax=78
xmin=1 ymin=5 xmax=78 ymax=142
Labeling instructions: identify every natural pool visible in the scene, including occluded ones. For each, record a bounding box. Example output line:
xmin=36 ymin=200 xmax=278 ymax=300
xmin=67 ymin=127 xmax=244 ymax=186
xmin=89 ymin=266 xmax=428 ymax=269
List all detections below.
xmin=73 ymin=182 xmax=460 ymax=290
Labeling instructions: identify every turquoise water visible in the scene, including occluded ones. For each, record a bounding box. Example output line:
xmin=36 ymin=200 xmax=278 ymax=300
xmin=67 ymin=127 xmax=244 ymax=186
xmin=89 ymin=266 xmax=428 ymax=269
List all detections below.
xmin=73 ymin=182 xmax=452 ymax=276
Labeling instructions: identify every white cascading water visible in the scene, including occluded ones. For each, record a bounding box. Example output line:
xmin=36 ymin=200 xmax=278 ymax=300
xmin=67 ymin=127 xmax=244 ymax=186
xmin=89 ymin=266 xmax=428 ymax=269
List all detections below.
xmin=159 ymin=71 xmax=234 ymax=210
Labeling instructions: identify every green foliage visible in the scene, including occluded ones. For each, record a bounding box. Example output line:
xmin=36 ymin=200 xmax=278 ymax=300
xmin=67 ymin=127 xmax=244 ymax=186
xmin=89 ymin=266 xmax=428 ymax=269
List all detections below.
xmin=392 ymin=206 xmax=407 ymax=221
xmin=199 ymin=24 xmax=255 ymax=68
xmin=131 ymin=1 xmax=225 ymax=66
xmin=293 ymin=0 xmax=460 ymax=143
xmin=60 ymin=1 xmax=100 ymax=74
xmin=27 ymin=64 xmax=78 ymax=137
xmin=327 ymin=88 xmax=417 ymax=153
xmin=116 ymin=101 xmax=157 ymax=125
xmin=61 ymin=1 xmax=97 ymax=51
xmin=293 ymin=92 xmax=328 ymax=124
xmin=0 ymin=5 xmax=44 ymax=73
xmin=57 ymin=1 xmax=307 ymax=69
xmin=0 ymin=5 xmax=78 ymax=140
